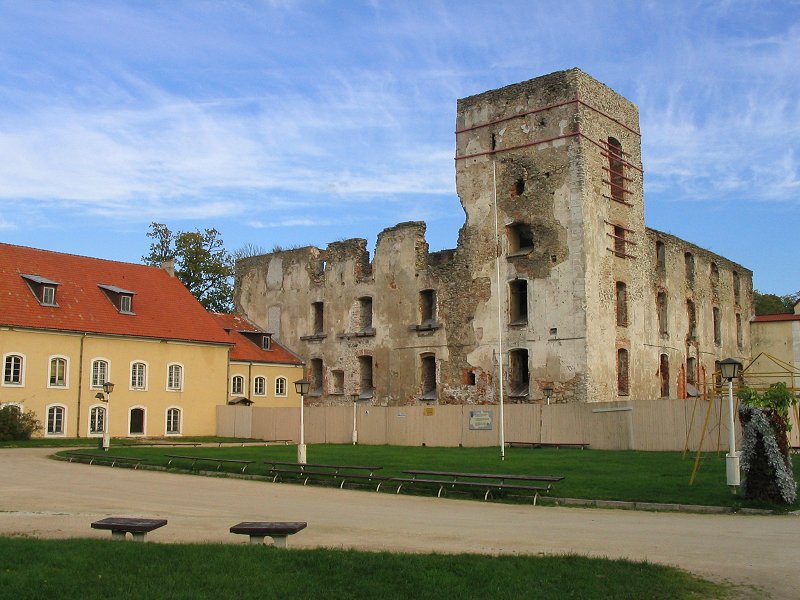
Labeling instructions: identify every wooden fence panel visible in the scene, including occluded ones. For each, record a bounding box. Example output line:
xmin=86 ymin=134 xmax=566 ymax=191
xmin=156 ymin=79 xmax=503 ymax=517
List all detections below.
xmin=544 ymin=404 xmax=589 ymax=445
xmin=357 ymin=406 xmax=387 ymax=445
xmin=386 ymin=407 xmax=424 ymax=446
xmin=503 ymin=405 xmax=537 ymax=443
xmin=323 ymin=406 xmax=352 ymax=444
xmin=422 ymin=405 xmax=462 ymax=447
xmin=631 ymin=399 xmax=687 ymax=451
xmin=460 ymin=407 xmax=499 ymax=447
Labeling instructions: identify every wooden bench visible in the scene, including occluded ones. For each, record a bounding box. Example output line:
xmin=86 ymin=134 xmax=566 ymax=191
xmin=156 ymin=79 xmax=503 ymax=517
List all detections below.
xmin=230 ymin=521 xmax=307 ymax=548
xmin=166 ymin=454 xmax=255 ymax=473
xmin=264 ymin=461 xmax=385 ymax=489
xmin=506 ymin=441 xmax=590 ymax=449
xmin=65 ymin=452 xmax=146 ymax=469
xmin=383 ymin=470 xmax=564 ymax=504
xmin=91 ymin=517 xmax=167 ymax=541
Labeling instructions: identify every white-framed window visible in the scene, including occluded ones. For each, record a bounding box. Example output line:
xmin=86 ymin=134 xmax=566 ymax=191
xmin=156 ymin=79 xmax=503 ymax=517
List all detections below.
xmin=129 ymin=406 xmax=146 ymax=436
xmin=42 ymin=286 xmax=56 ymax=306
xmin=90 ymin=359 xmax=109 ymax=389
xmin=88 ymin=405 xmax=106 ymax=436
xmin=275 ymin=377 xmax=287 ymax=397
xmin=253 ymin=376 xmax=266 ymax=396
xmin=231 ymin=375 xmax=245 ymax=395
xmin=166 ymin=407 xmax=181 ymax=435
xmin=120 ymin=295 xmax=133 ymax=313
xmin=46 ymin=404 xmax=67 ymax=436
xmin=166 ymin=363 xmax=183 ymax=391
xmin=3 ymin=353 xmax=24 ymax=386
xmin=130 ymin=361 xmax=147 ymax=390
xmin=48 ymin=356 xmax=68 ymax=388
xmin=262 ymin=336 xmax=271 ymax=350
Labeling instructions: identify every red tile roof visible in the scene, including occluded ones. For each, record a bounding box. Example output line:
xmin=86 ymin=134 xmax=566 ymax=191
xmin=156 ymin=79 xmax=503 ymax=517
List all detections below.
xmin=0 ymin=243 xmax=231 ymax=345
xmin=751 ymin=313 xmax=800 ymax=323
xmin=212 ymin=312 xmax=303 ymax=365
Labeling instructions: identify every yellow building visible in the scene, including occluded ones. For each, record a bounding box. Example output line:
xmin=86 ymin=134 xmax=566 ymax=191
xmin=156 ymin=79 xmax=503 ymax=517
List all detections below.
xmin=0 ymin=243 xmax=304 ymax=439
xmin=213 ymin=312 xmax=304 ymax=408
xmin=749 ymin=300 xmax=800 ymax=392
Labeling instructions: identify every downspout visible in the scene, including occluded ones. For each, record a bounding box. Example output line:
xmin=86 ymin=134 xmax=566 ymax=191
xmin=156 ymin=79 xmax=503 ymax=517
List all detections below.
xmin=76 ymin=333 xmax=87 ymax=437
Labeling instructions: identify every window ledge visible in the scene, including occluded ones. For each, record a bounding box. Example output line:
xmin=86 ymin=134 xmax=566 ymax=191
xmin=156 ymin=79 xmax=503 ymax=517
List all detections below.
xmin=507 ymin=248 xmax=534 ymax=258
xmin=508 ymin=320 xmax=528 ymax=328
xmin=300 ymin=333 xmax=327 ymax=342
xmin=409 ymin=322 xmax=442 ymax=333
xmin=337 ymin=328 xmax=376 ymax=340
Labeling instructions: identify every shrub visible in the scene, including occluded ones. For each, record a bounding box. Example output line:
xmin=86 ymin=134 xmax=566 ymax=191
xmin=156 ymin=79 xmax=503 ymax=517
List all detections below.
xmin=0 ymin=406 xmax=42 ymax=441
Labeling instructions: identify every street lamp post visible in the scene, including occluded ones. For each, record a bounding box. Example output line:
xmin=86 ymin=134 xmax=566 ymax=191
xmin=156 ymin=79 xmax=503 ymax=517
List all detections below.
xmin=351 ymin=393 xmax=360 ymax=445
xmin=294 ymin=378 xmax=310 ymax=464
xmin=100 ymin=381 xmax=115 ymax=451
xmin=719 ymin=358 xmax=743 ymax=489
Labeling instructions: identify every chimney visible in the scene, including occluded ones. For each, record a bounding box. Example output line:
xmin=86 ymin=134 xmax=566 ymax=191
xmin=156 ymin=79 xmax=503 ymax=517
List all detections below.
xmin=161 ymin=259 xmax=176 ymax=277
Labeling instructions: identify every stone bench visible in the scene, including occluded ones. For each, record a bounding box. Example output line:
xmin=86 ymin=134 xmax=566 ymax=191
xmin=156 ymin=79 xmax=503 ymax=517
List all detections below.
xmin=229 ymin=521 xmax=307 ymax=548
xmin=91 ymin=517 xmax=167 ymax=541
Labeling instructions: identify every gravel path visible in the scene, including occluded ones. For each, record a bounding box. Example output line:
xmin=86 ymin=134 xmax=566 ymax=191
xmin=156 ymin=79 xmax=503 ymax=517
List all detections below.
xmin=1 ymin=448 xmax=798 ymax=598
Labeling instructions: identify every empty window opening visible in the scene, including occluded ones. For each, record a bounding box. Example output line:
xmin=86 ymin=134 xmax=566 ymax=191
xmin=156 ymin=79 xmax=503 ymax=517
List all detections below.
xmin=686 ymin=300 xmax=697 ymax=340
xmin=656 ymin=241 xmax=666 ymax=273
xmin=616 ymin=282 xmax=628 ymax=327
xmin=608 ymin=137 xmax=625 ymax=202
xmin=129 ymin=408 xmax=145 ymax=435
xmin=713 ymin=307 xmax=721 ymax=345
xmin=657 ymin=291 xmax=668 ymax=335
xmin=359 ymin=296 xmax=373 ymax=331
xmin=684 ymin=253 xmax=695 ymax=283
xmin=710 ymin=263 xmax=719 ymax=289
xmin=420 ymin=289 xmax=436 ymax=325
xmin=508 ymin=349 xmax=530 ymax=398
xmin=467 ymin=371 xmax=477 ymax=386
xmin=687 ymin=357 xmax=697 ymax=386
xmin=733 ymin=271 xmax=741 ymax=304
xmin=549 ymin=327 xmax=558 ymax=337
xmin=507 ymin=223 xmax=534 ymax=255
xmin=617 ymin=349 xmax=629 ymax=395
xmin=660 ymin=354 xmax=670 ymax=398
xmin=312 ymin=301 xmax=324 ymax=335
xmin=420 ymin=355 xmax=437 ymax=400
xmin=613 ymin=226 xmax=626 ymax=257
xmin=509 ymin=280 xmax=528 ymax=325
xmin=331 ymin=370 xmax=344 ymax=395
xmin=514 ymin=178 xmax=525 ymax=196
xmin=358 ymin=356 xmax=374 ymax=399
xmin=491 ymin=133 xmax=496 ymax=151
xmin=310 ymin=358 xmax=323 ymax=396
xmin=736 ymin=313 xmax=743 ymax=348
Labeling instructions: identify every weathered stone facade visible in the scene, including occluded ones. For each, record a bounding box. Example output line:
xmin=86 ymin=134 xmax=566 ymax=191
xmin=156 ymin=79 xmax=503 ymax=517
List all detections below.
xmin=235 ymin=68 xmax=753 ymax=406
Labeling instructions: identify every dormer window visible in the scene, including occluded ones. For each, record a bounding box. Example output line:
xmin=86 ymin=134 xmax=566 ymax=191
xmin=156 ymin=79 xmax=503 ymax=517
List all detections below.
xmin=261 ymin=335 xmax=271 ymax=350
xmin=98 ymin=284 xmax=136 ymax=314
xmin=42 ymin=286 xmax=56 ymax=306
xmin=21 ymin=274 xmax=60 ymax=307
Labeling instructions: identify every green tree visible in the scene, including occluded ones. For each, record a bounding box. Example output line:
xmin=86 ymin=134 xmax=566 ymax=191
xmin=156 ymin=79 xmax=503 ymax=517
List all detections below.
xmin=753 ymin=290 xmax=798 ymax=316
xmin=143 ymin=223 xmax=234 ymax=312
xmin=0 ymin=406 xmax=41 ymax=441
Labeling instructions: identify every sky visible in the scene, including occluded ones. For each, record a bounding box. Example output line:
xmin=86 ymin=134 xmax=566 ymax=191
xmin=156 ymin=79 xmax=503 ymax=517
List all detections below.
xmin=0 ymin=1 xmax=798 ymax=295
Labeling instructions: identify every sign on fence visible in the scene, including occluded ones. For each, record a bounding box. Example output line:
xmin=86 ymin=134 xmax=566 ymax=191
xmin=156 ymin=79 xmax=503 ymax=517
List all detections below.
xmin=469 ymin=410 xmax=493 ymax=430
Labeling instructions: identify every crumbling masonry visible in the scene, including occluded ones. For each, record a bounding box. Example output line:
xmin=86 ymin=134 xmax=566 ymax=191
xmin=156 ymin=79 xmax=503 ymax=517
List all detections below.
xmin=235 ymin=69 xmax=753 ymax=406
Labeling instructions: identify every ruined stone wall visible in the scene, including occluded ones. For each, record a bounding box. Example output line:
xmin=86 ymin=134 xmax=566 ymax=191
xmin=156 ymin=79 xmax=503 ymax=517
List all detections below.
xmin=234 ymin=68 xmax=754 ymax=407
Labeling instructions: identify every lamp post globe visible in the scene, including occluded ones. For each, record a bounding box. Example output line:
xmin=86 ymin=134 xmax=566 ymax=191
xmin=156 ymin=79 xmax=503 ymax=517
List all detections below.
xmin=719 ymin=359 xmax=743 ymax=489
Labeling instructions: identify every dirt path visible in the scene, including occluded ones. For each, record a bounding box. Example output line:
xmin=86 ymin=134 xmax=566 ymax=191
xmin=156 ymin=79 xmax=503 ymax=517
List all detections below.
xmin=1 ymin=448 xmax=798 ymax=598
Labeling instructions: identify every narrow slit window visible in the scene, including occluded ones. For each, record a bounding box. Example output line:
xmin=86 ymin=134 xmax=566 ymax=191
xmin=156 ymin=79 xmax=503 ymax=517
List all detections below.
xmin=616 ymin=282 xmax=628 ymax=327
xmin=614 ymin=226 xmax=626 ymax=257
xmin=509 ymin=349 xmax=530 ymax=398
xmin=655 ymin=241 xmax=666 ymax=273
xmin=310 ymin=358 xmax=323 ymax=396
xmin=312 ymin=302 xmax=324 ymax=335
xmin=617 ymin=349 xmax=629 ymax=395
xmin=657 ymin=291 xmax=668 ymax=335
xmin=685 ymin=253 xmax=695 ymax=283
xmin=608 ymin=137 xmax=625 ymax=202
xmin=687 ymin=300 xmax=697 ymax=340
xmin=713 ymin=307 xmax=721 ymax=345
xmin=509 ymin=280 xmax=528 ymax=325
xmin=420 ymin=355 xmax=437 ymax=400
xmin=420 ymin=290 xmax=436 ymax=326
xmin=359 ymin=356 xmax=374 ymax=399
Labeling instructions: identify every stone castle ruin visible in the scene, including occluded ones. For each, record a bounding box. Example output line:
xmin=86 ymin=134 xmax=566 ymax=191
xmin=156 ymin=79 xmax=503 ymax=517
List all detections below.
xmin=235 ymin=68 xmax=753 ymax=406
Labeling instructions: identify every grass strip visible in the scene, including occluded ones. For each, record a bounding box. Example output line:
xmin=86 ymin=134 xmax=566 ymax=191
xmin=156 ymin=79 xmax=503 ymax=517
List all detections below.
xmin=0 ymin=537 xmax=728 ymax=600
xmin=55 ymin=444 xmax=800 ymax=510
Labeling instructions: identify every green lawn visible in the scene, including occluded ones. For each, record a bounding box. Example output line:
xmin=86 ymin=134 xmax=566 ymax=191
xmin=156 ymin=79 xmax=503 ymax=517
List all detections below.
xmin=56 ymin=443 xmax=800 ymax=510
xmin=0 ymin=537 xmax=728 ymax=600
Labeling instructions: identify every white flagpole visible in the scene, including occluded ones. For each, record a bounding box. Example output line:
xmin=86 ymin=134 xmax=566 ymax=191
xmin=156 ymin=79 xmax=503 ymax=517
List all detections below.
xmin=493 ymin=159 xmax=506 ymax=460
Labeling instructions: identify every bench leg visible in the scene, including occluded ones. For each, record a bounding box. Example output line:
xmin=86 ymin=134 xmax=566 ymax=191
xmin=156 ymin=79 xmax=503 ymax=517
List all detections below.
xmin=111 ymin=530 xmax=127 ymax=541
xmin=269 ymin=535 xmax=289 ymax=549
xmin=131 ymin=532 xmax=147 ymax=542
xmin=248 ymin=535 xmax=267 ymax=545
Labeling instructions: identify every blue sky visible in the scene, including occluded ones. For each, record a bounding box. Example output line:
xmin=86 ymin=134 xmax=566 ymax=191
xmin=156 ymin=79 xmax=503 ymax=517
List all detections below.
xmin=0 ymin=1 xmax=798 ymax=295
